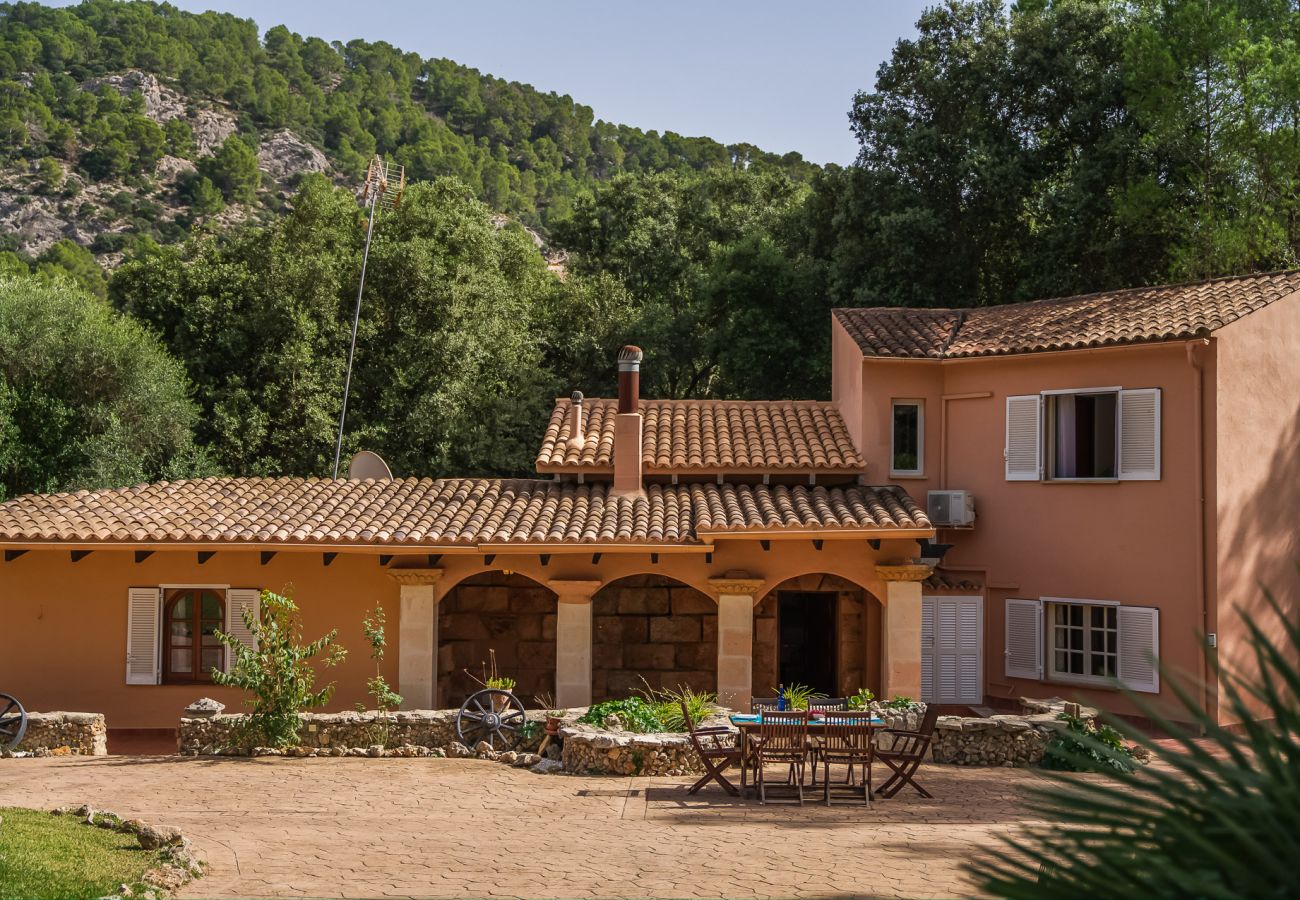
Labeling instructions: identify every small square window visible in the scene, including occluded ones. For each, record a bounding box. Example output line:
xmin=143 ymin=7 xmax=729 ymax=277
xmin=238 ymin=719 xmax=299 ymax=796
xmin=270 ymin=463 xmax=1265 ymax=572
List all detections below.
xmin=891 ymin=400 xmax=923 ymax=476
xmin=1047 ymin=392 xmax=1118 ymax=479
xmin=1048 ymin=601 xmax=1119 ymax=685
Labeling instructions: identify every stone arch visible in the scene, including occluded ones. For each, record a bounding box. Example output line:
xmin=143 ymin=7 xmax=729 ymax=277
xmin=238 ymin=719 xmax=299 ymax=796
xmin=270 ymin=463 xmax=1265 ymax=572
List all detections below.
xmin=590 ymin=573 xmax=718 ymax=702
xmin=436 ymin=571 xmax=557 ymax=708
xmin=753 ymin=573 xmax=883 ymax=701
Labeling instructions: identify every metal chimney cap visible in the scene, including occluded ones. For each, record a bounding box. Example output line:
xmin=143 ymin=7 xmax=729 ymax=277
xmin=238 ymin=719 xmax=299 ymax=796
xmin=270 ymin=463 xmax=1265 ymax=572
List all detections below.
xmin=571 ymin=390 xmax=584 ymax=404
xmin=617 ymin=345 xmax=643 ymax=371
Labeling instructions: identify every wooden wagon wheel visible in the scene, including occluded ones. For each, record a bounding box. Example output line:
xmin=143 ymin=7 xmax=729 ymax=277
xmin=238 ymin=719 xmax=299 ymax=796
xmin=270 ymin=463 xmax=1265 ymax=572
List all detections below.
xmin=0 ymin=692 xmax=28 ymax=752
xmin=455 ymin=689 xmax=526 ymax=751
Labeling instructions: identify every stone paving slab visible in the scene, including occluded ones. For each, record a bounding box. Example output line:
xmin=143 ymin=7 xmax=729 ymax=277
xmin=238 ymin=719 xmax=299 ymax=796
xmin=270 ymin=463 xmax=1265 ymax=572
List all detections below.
xmin=0 ymin=756 xmax=1053 ymax=898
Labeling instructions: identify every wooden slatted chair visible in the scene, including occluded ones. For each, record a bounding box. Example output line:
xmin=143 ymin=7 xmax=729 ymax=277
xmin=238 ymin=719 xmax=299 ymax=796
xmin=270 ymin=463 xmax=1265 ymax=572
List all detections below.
xmin=751 ymin=711 xmax=811 ymax=804
xmin=875 ymin=705 xmax=940 ymax=799
xmin=750 ymin=696 xmax=781 ymax=713
xmin=818 ymin=711 xmax=875 ymax=805
xmin=680 ymin=700 xmax=741 ymax=796
xmin=806 ymin=698 xmax=849 ymax=786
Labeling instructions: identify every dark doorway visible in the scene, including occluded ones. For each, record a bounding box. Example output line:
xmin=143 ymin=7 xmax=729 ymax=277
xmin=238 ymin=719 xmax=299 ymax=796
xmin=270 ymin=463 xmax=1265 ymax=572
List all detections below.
xmin=778 ymin=592 xmax=838 ymax=696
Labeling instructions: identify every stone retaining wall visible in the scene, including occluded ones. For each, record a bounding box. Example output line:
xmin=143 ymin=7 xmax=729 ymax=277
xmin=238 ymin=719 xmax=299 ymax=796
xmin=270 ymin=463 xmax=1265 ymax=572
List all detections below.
xmin=931 ymin=698 xmax=1097 ymax=767
xmin=560 ymin=724 xmax=704 ymax=776
xmin=179 ymin=704 xmax=552 ymax=756
xmin=11 ymin=712 xmax=107 ymax=756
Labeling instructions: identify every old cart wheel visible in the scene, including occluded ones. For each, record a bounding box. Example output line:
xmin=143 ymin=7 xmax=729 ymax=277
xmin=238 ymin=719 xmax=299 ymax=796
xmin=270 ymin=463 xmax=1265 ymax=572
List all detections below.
xmin=0 ymin=693 xmax=27 ymax=751
xmin=456 ymin=689 xmax=525 ymax=751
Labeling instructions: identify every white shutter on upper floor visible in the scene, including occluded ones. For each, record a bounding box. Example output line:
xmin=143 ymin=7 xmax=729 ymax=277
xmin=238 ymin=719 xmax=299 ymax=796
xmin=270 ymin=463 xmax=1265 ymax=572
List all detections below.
xmin=1005 ymin=598 xmax=1043 ymax=680
xmin=126 ymin=587 xmax=162 ymax=685
xmin=1005 ymin=395 xmax=1042 ymax=481
xmin=1117 ymin=606 xmax=1160 ymax=693
xmin=224 ymin=589 xmax=261 ymax=673
xmin=1118 ymin=388 xmax=1161 ymax=480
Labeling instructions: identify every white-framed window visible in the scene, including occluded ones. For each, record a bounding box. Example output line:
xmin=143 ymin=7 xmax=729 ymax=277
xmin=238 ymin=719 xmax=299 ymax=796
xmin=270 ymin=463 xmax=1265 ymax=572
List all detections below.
xmin=1004 ymin=597 xmax=1160 ymax=693
xmin=126 ymin=585 xmax=259 ymax=685
xmin=891 ymin=399 xmax=924 ymax=476
xmin=1004 ymin=388 xmax=1161 ymax=482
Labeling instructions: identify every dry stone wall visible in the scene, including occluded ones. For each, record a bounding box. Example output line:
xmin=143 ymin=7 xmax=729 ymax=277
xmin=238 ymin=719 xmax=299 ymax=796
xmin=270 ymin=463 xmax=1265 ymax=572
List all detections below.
xmin=931 ymin=698 xmax=1098 ymax=766
xmin=10 ymin=712 xmax=107 ymax=756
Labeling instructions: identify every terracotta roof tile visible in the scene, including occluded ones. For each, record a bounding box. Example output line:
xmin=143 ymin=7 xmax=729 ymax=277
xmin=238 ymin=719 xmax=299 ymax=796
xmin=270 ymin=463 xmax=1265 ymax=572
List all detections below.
xmin=0 ymin=478 xmax=930 ymax=547
xmin=835 ymin=270 xmax=1300 ymax=359
xmin=536 ymin=399 xmax=865 ymax=473
xmin=923 ymin=569 xmax=983 ymax=593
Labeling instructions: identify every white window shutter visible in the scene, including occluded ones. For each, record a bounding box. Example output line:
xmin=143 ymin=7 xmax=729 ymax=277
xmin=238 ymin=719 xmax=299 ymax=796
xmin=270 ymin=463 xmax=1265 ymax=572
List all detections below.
xmin=1118 ymin=388 xmax=1161 ymax=480
xmin=1005 ymin=395 xmax=1042 ymax=481
xmin=126 ymin=587 xmax=162 ymax=685
xmin=957 ymin=597 xmax=982 ymax=704
xmin=1117 ymin=606 xmax=1160 ymax=693
xmin=921 ymin=596 xmax=935 ymax=702
xmin=224 ymin=589 xmax=261 ymax=673
xmin=1005 ymin=598 xmax=1042 ymax=680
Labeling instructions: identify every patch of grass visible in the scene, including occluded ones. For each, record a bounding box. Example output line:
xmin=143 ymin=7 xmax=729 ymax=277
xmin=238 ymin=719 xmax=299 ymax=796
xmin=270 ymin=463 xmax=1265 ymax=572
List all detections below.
xmin=0 ymin=807 xmax=166 ymax=900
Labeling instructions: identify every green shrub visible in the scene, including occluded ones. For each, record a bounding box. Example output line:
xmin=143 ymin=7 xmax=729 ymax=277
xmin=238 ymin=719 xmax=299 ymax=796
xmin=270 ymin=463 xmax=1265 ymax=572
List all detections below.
xmin=212 ymin=589 xmax=346 ymax=748
xmin=847 ymin=688 xmax=876 ymax=710
xmin=579 ymin=697 xmax=664 ymax=733
xmin=1042 ymin=712 xmax=1135 ymax=773
xmin=356 ymin=603 xmax=401 ymax=746
xmin=882 ymin=696 xmax=922 ymax=711
xmin=637 ymin=680 xmax=716 ymax=731
xmin=970 ymin=589 xmax=1300 ymax=898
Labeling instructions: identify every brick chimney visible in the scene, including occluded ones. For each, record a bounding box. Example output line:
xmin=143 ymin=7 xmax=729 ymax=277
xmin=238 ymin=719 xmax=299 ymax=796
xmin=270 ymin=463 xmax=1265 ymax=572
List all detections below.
xmin=566 ymin=391 xmax=585 ymax=450
xmin=612 ymin=346 xmax=644 ymax=497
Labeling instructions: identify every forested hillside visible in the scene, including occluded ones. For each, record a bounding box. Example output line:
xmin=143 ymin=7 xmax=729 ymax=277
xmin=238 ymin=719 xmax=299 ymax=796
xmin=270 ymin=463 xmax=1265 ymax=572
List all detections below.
xmin=0 ymin=0 xmax=813 ymax=277
xmin=5 ymin=0 xmax=1300 ymax=500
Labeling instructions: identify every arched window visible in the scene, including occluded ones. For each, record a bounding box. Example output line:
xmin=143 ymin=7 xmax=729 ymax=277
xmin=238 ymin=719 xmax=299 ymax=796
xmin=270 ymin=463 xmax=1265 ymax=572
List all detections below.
xmin=163 ymin=589 xmax=225 ymax=684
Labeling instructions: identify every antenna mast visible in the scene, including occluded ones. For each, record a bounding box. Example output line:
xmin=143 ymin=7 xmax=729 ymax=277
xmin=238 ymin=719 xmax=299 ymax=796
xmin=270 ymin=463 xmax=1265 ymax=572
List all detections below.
xmin=331 ymin=155 xmax=405 ymax=479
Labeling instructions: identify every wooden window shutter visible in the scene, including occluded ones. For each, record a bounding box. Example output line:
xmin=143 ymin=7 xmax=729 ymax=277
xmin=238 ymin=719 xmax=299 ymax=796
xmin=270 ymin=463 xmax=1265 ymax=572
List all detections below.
xmin=921 ymin=596 xmax=936 ymax=702
xmin=224 ymin=589 xmax=261 ymax=673
xmin=1005 ymin=598 xmax=1043 ymax=680
xmin=1117 ymin=606 xmax=1160 ymax=693
xmin=957 ymin=597 xmax=982 ymax=704
xmin=1118 ymin=388 xmax=1161 ymax=480
xmin=1004 ymin=395 xmax=1042 ymax=481
xmin=126 ymin=587 xmax=162 ymax=685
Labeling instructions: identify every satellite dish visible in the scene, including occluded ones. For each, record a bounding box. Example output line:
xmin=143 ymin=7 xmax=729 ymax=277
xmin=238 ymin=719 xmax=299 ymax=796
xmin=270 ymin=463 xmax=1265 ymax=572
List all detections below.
xmin=347 ymin=450 xmax=393 ymax=480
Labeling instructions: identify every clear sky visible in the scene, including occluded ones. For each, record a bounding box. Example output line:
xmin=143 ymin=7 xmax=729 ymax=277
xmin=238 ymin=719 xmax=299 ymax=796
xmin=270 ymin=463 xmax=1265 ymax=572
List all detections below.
xmin=49 ymin=0 xmax=930 ymax=165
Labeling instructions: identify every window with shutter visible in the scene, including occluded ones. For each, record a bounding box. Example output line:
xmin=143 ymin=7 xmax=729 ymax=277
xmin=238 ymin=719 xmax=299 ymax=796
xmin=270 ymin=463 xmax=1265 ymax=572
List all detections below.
xmin=224 ymin=589 xmax=261 ymax=673
xmin=1118 ymin=388 xmax=1161 ymax=480
xmin=126 ymin=587 xmax=162 ymax=685
xmin=1005 ymin=395 xmax=1042 ymax=480
xmin=1005 ymin=598 xmax=1043 ymax=680
xmin=1117 ymin=606 xmax=1160 ymax=693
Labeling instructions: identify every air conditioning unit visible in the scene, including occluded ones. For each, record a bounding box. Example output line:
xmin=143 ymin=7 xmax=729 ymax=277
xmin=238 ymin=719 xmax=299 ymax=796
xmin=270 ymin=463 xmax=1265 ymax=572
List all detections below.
xmin=927 ymin=490 xmax=975 ymax=528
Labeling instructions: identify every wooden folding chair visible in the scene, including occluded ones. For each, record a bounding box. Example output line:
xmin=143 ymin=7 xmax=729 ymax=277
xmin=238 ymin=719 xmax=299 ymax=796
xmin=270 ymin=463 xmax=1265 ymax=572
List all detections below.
xmin=875 ymin=705 xmax=939 ymax=799
xmin=807 ymin=698 xmax=849 ymax=786
xmin=750 ymin=696 xmax=780 ymax=713
xmin=751 ymin=711 xmax=810 ymax=804
xmin=819 ymin=711 xmax=874 ymax=805
xmin=680 ymin=700 xmax=741 ymax=796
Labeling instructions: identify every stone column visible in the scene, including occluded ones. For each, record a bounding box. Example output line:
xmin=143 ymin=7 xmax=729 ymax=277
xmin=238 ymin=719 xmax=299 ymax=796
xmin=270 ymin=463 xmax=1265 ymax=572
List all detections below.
xmin=549 ymin=580 xmax=601 ymax=708
xmin=876 ymin=564 xmax=932 ymax=700
xmin=387 ymin=568 xmax=443 ymax=710
xmin=710 ymin=577 xmax=764 ymax=711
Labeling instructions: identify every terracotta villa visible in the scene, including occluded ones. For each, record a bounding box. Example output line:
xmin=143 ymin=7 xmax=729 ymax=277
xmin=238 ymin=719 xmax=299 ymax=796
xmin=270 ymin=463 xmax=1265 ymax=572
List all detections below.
xmin=2 ymin=270 xmax=1298 ymax=737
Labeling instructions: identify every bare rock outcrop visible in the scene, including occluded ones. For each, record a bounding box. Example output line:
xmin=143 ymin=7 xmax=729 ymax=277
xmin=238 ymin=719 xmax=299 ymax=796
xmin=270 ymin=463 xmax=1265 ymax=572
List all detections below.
xmin=257 ymin=129 xmax=331 ymax=187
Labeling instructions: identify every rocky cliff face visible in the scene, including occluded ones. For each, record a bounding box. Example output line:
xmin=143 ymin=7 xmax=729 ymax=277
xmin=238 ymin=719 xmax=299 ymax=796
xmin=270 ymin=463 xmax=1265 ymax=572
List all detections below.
xmin=1 ymin=70 xmax=336 ymax=266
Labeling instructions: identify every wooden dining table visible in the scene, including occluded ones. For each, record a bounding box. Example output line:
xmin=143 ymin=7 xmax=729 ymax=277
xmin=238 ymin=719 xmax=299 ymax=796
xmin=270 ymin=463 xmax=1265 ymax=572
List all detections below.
xmin=729 ymin=713 xmax=884 ymax=795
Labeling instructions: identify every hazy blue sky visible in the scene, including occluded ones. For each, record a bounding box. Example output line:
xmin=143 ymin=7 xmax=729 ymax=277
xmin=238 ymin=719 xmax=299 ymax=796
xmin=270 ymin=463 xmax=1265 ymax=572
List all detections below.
xmin=50 ymin=0 xmax=931 ymax=164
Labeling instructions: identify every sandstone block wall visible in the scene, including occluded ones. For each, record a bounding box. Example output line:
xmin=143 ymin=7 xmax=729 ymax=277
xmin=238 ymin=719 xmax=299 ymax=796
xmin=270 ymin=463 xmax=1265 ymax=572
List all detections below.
xmin=592 ymin=575 xmax=717 ymax=700
xmin=438 ymin=573 xmax=557 ymax=707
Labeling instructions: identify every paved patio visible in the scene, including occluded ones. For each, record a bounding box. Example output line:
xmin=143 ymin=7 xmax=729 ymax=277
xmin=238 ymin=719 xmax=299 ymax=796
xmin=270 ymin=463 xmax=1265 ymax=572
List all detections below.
xmin=0 ymin=755 xmax=1050 ymax=899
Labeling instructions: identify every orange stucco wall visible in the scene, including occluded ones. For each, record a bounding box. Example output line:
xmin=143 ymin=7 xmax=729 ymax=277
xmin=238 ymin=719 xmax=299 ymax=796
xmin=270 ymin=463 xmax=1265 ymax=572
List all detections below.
xmin=0 ymin=537 xmax=919 ymax=730
xmin=1 ymin=550 xmax=401 ymax=729
xmin=838 ymin=338 xmax=1214 ymax=722
xmin=1213 ymin=296 xmax=1300 ymax=725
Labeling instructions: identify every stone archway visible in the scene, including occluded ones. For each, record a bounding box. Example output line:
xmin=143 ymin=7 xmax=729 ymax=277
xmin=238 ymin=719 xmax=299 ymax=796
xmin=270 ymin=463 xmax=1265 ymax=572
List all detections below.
xmin=590 ymin=574 xmax=717 ymax=701
xmin=754 ymin=574 xmax=882 ymax=700
xmin=437 ymin=572 xmax=557 ymax=708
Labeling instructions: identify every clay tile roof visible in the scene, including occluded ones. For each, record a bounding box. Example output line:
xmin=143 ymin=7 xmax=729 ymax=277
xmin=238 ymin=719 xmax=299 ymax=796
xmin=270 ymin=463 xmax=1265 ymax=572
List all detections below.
xmin=834 ymin=269 xmax=1300 ymax=359
xmin=535 ymin=399 xmax=865 ymax=474
xmin=0 ymin=478 xmax=930 ymax=548
xmin=923 ymin=569 xmax=983 ymax=593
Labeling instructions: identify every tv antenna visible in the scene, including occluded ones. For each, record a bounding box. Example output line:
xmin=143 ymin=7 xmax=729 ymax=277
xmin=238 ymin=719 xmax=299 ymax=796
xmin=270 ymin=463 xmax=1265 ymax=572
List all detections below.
xmin=331 ymin=155 xmax=405 ymax=479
